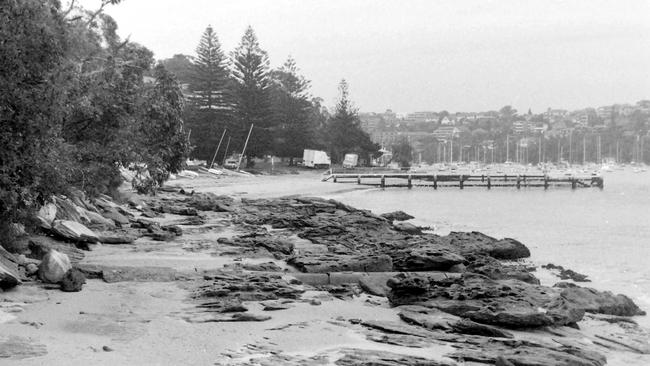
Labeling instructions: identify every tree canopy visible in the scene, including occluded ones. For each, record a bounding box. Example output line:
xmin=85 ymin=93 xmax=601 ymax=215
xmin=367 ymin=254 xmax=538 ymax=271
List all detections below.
xmin=269 ymin=57 xmax=318 ymax=162
xmin=230 ymin=26 xmax=273 ymax=160
xmin=184 ymin=26 xmax=232 ymax=161
xmin=325 ymin=80 xmax=380 ymax=163
xmin=0 ymin=0 xmax=190 ymax=243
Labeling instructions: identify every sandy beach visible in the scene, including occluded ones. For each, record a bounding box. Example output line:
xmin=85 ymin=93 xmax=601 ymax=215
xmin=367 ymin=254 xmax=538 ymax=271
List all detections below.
xmin=1 ymin=171 xmax=649 ymax=366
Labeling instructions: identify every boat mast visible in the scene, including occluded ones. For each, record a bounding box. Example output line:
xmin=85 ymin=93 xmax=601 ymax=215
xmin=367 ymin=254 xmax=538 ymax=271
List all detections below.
xmin=237 ymin=124 xmax=254 ymax=171
xmin=210 ymin=129 xmax=227 ymax=168
xmin=582 ymin=135 xmax=586 ymax=165
xmin=222 ymin=136 xmax=231 ymax=164
xmin=598 ymin=135 xmax=602 ymax=164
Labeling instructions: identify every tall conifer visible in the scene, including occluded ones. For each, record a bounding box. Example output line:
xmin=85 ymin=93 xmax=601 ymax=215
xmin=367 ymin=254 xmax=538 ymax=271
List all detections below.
xmin=231 ymin=26 xmax=272 ymax=160
xmin=270 ymin=57 xmax=314 ymax=162
xmin=325 ymin=80 xmax=379 ymax=163
xmin=186 ymin=26 xmax=231 ymax=160
xmin=191 ymin=26 xmax=230 ymax=110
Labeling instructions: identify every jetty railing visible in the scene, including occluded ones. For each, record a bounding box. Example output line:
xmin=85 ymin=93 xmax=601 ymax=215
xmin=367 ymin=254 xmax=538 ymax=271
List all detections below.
xmin=322 ymin=172 xmax=603 ymax=190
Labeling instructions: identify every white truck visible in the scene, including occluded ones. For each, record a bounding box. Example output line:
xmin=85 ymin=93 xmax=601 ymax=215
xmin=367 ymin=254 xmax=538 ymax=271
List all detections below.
xmin=302 ymin=149 xmax=331 ymax=169
xmin=342 ymin=153 xmax=359 ymax=168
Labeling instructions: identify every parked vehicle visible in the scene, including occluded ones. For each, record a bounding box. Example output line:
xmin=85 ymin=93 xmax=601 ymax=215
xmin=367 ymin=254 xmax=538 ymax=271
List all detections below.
xmin=302 ymin=149 xmax=331 ymax=168
xmin=223 ymin=154 xmax=241 ymax=169
xmin=342 ymin=153 xmax=359 ymax=168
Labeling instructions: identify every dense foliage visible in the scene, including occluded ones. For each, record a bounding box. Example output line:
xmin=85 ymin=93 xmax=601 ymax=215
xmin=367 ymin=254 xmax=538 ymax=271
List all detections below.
xmin=166 ymin=27 xmax=377 ymax=165
xmin=184 ymin=26 xmax=232 ymax=161
xmin=325 ymin=80 xmax=380 ymax=164
xmin=270 ymin=57 xmax=318 ymax=164
xmin=0 ymin=0 xmax=190 ymax=243
xmin=391 ymin=137 xmax=413 ymax=167
xmin=230 ymin=27 xmax=273 ymax=162
xmin=0 ymin=0 xmax=74 ymax=231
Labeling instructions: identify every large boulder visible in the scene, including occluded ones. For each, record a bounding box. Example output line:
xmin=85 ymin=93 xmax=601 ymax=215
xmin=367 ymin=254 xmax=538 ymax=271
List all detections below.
xmin=60 ymin=268 xmax=86 ymax=292
xmin=217 ymin=236 xmax=294 ymax=256
xmin=288 ymin=254 xmax=393 ymax=273
xmin=84 ymin=210 xmax=116 ymax=230
xmin=557 ymin=282 xmax=646 ymax=316
xmin=38 ymin=250 xmax=72 ymax=283
xmin=393 ymin=222 xmax=422 ymax=235
xmin=0 ymin=248 xmax=21 ymax=289
xmin=398 ymin=306 xmax=514 ymax=338
xmin=51 ymin=220 xmax=99 ymax=243
xmin=35 ymin=203 xmax=57 ymax=229
xmin=28 ymin=236 xmax=85 ymax=263
xmin=380 ymin=211 xmax=415 ymax=222
xmin=54 ymin=196 xmax=87 ymax=223
xmin=387 ymin=273 xmax=584 ymax=329
xmin=184 ymin=192 xmax=234 ymax=212
xmin=100 ymin=207 xmax=130 ymax=226
xmin=465 ymin=255 xmax=540 ymax=284
xmin=391 ymin=248 xmax=465 ymax=271
xmin=445 ymin=232 xmax=531 ymax=259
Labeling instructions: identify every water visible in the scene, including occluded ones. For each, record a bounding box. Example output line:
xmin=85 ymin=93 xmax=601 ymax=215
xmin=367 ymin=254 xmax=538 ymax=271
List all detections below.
xmin=328 ymin=170 xmax=650 ymax=328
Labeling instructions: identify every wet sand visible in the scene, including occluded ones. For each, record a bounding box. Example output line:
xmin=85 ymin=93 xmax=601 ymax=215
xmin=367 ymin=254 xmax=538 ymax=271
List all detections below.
xmin=2 ymin=171 xmax=648 ymax=365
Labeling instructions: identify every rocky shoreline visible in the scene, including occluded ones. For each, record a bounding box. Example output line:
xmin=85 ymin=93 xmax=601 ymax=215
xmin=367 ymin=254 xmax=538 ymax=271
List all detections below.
xmin=1 ymin=185 xmax=649 ymax=365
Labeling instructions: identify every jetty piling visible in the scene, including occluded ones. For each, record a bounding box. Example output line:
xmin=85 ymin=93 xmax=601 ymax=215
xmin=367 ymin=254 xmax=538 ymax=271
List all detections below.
xmin=322 ymin=172 xmax=603 ymax=190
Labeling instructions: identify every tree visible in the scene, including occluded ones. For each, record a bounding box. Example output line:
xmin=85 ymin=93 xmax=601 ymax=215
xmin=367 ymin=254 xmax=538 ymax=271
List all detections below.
xmin=132 ymin=63 xmax=191 ymax=193
xmin=185 ymin=26 xmax=232 ymax=160
xmin=269 ymin=57 xmax=315 ymax=163
xmin=0 ymin=0 xmax=193 ymax=251
xmin=161 ymin=54 xmax=193 ymax=84
xmin=63 ymin=13 xmax=156 ymax=196
xmin=325 ymin=80 xmax=379 ymax=164
xmin=0 ymin=0 xmax=74 ymax=243
xmin=391 ymin=137 xmax=413 ymax=167
xmin=231 ymin=26 xmax=273 ymax=161
xmin=499 ymin=105 xmax=518 ymax=122
xmin=190 ymin=26 xmax=230 ymax=110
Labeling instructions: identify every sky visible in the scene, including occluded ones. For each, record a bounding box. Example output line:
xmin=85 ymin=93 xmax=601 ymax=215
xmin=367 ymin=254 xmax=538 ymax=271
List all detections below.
xmin=79 ymin=0 xmax=650 ymax=115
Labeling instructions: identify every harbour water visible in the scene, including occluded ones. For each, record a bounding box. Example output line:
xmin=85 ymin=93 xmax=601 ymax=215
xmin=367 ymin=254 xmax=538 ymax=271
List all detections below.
xmin=328 ymin=169 xmax=650 ymax=328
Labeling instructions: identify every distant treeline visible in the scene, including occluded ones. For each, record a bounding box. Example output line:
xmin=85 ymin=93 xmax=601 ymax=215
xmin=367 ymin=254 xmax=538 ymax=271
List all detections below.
xmin=371 ymin=105 xmax=650 ymax=164
xmin=159 ymin=26 xmax=378 ymax=166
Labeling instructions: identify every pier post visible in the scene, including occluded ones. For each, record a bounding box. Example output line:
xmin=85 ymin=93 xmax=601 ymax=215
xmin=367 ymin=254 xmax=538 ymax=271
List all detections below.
xmin=357 ymin=175 xmax=361 ymax=185
xmin=481 ymin=174 xmax=484 ymax=182
xmin=433 ymin=175 xmax=437 ymax=190
xmin=571 ymin=178 xmax=576 ymax=190
xmin=380 ymin=175 xmax=385 ymax=188
xmin=544 ymin=175 xmax=549 ymax=190
xmin=333 ymin=175 xmax=337 ymax=183
xmin=487 ymin=176 xmax=491 ymax=190
xmin=459 ymin=175 xmax=464 ymax=189
xmin=516 ymin=175 xmax=521 ymax=189
xmin=407 ymin=175 xmax=412 ymax=189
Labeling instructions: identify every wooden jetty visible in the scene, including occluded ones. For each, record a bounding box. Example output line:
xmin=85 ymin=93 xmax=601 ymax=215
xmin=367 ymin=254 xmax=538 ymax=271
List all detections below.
xmin=322 ymin=172 xmax=604 ymax=190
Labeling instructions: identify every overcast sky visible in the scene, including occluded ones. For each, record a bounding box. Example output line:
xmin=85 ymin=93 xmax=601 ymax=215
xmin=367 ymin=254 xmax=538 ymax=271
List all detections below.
xmin=80 ymin=0 xmax=650 ymax=114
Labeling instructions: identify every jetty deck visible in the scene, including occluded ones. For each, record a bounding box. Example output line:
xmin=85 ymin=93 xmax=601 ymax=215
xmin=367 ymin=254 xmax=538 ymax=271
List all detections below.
xmin=322 ymin=171 xmax=604 ymax=189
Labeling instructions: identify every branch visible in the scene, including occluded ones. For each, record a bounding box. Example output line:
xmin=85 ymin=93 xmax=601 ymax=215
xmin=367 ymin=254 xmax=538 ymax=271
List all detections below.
xmin=84 ymin=0 xmax=111 ymax=26
xmin=62 ymin=0 xmax=76 ymax=18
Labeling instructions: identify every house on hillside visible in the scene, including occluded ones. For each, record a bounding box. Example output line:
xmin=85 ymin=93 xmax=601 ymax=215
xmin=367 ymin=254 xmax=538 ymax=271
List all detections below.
xmin=432 ymin=126 xmax=460 ymax=140
xmin=440 ymin=116 xmax=454 ymax=125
